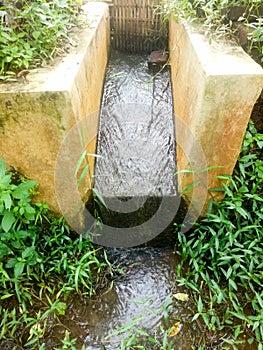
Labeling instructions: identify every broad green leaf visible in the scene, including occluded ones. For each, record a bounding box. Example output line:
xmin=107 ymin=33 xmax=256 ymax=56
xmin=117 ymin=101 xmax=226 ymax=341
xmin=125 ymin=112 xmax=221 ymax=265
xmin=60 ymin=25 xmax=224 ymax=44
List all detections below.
xmin=2 ymin=211 xmax=15 ymax=232
xmin=2 ymin=192 xmax=12 ymax=209
xmin=12 ymin=180 xmax=37 ymax=199
xmin=17 ymin=230 xmax=30 ymax=239
xmin=14 ymin=261 xmax=25 ymax=277
xmin=0 ymin=243 xmax=12 ymax=258
xmin=22 ymin=246 xmax=35 ymax=259
xmin=6 ymin=257 xmax=17 ymax=268
xmin=24 ymin=205 xmax=36 ymax=221
xmin=32 ymin=30 xmax=41 ymax=40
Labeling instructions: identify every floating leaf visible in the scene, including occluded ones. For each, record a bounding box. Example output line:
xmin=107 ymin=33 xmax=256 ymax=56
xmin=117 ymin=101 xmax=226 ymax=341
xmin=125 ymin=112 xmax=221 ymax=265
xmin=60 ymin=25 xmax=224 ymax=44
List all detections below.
xmin=173 ymin=293 xmax=189 ymax=302
xmin=168 ymin=322 xmax=182 ymax=337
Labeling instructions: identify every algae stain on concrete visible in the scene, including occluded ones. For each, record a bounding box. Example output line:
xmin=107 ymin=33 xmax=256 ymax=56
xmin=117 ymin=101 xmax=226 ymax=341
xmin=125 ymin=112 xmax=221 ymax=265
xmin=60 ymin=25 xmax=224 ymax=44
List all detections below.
xmin=0 ymin=2 xmax=110 ymax=212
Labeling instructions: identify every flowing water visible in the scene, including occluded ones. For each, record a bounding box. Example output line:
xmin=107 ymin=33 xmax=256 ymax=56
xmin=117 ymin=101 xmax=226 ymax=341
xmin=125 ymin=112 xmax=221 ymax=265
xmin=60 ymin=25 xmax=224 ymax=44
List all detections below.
xmin=94 ymin=50 xmax=176 ymax=198
xmin=88 ymin=50 xmax=180 ymax=248
xmin=55 ymin=247 xmax=202 ymax=350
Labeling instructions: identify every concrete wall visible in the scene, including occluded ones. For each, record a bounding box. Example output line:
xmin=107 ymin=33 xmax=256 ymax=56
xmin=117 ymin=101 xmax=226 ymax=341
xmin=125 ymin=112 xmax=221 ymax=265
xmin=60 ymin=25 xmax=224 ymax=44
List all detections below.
xmin=169 ymin=19 xmax=263 ymax=215
xmin=0 ymin=3 xmax=110 ymax=213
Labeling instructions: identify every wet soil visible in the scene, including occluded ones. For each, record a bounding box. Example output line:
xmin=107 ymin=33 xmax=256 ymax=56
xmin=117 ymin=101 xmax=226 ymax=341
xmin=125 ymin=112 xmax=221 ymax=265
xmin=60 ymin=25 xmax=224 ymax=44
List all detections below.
xmin=42 ymin=246 xmax=222 ymax=350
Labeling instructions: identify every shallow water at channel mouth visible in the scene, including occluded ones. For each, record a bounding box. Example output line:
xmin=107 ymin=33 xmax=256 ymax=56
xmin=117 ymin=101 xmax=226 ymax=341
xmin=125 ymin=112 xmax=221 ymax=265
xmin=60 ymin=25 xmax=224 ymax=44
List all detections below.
xmin=60 ymin=247 xmax=200 ymax=350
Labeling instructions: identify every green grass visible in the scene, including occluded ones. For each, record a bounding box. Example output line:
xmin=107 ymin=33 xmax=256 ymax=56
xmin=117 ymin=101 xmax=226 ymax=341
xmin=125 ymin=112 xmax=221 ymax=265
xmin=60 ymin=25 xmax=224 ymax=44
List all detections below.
xmin=160 ymin=0 xmax=263 ymax=64
xmin=0 ymin=0 xmax=82 ymax=81
xmin=0 ymin=157 xmax=111 ymax=349
xmin=174 ymin=120 xmax=263 ymax=349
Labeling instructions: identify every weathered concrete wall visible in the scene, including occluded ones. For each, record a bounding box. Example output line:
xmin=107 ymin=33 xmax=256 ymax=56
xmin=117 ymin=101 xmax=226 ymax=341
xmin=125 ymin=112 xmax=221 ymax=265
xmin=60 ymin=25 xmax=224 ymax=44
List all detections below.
xmin=169 ymin=19 xmax=263 ymax=215
xmin=0 ymin=2 xmax=110 ymax=212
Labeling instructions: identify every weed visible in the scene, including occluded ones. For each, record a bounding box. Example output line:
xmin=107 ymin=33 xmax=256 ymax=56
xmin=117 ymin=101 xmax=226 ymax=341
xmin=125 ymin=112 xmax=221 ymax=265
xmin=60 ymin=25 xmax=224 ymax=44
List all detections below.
xmin=0 ymin=156 xmax=111 ymax=348
xmin=175 ymin=120 xmax=263 ymax=348
xmin=0 ymin=0 xmax=83 ymax=80
xmin=159 ymin=0 xmax=263 ymax=63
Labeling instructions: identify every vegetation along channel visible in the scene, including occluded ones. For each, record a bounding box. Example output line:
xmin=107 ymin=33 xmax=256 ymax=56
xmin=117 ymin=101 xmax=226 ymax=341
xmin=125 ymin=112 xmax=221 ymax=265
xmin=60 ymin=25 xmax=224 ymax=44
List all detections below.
xmin=0 ymin=0 xmax=263 ymax=350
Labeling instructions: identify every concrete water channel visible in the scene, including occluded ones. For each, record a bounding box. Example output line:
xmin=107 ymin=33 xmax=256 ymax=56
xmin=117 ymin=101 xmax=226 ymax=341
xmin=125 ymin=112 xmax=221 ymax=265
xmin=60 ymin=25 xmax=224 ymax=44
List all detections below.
xmin=47 ymin=50 xmax=257 ymax=350
xmin=75 ymin=51 xmax=188 ymax=347
xmin=0 ymin=2 xmax=263 ymax=349
xmin=45 ymin=50 xmax=195 ymax=349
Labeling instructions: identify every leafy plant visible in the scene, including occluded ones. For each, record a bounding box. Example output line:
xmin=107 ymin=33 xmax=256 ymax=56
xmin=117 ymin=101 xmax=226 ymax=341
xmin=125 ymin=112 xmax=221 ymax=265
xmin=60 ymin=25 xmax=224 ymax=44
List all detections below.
xmin=174 ymin=120 xmax=263 ymax=348
xmin=247 ymin=18 xmax=263 ymax=61
xmin=0 ymin=156 xmax=111 ymax=348
xmin=159 ymin=0 xmax=263 ymax=63
xmin=0 ymin=0 xmax=82 ymax=80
